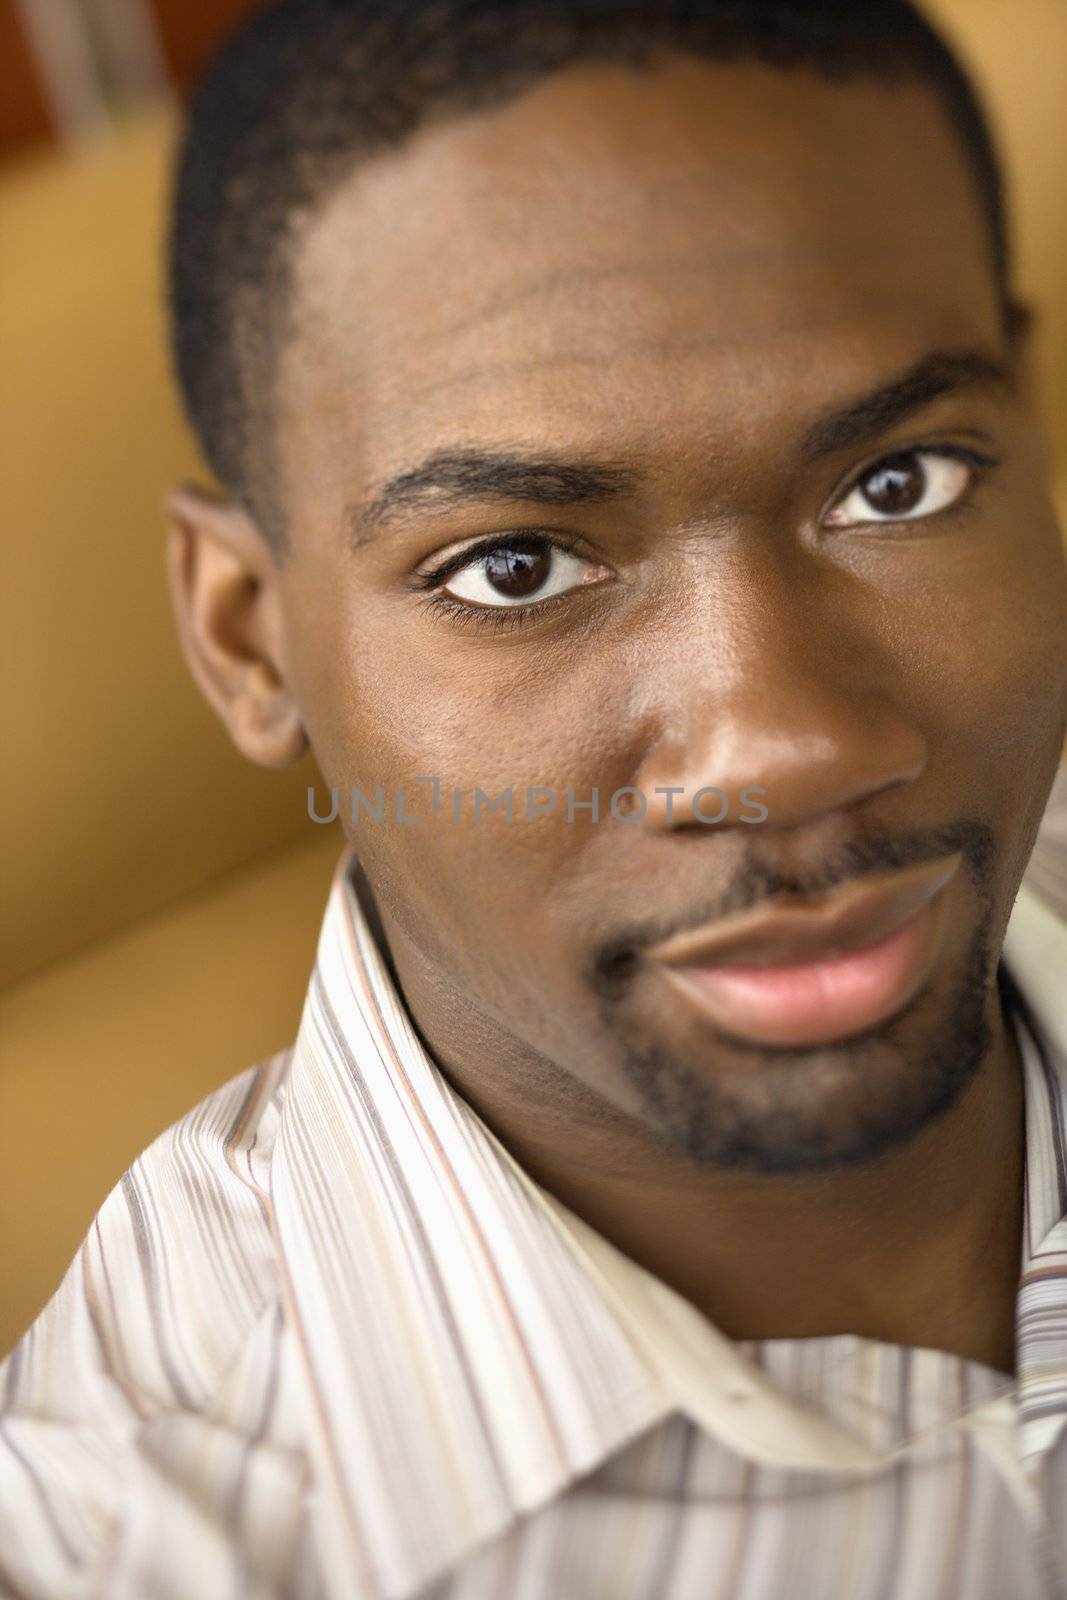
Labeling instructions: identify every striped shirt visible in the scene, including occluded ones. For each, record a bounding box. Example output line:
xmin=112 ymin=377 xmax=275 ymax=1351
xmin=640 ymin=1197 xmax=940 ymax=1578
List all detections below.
xmin=3 ymin=780 xmax=1067 ymax=1598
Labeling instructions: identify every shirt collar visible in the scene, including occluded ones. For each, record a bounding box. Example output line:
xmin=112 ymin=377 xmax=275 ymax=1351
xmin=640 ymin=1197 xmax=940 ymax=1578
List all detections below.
xmin=269 ymin=852 xmax=1067 ymax=1599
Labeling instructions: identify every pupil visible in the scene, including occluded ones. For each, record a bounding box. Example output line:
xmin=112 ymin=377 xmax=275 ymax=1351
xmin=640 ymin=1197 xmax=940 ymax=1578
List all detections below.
xmin=484 ymin=542 xmax=551 ymax=598
xmin=863 ymin=451 xmax=925 ymax=514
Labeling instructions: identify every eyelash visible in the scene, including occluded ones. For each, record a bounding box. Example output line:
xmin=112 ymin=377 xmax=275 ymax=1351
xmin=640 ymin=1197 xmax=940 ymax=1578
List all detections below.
xmin=412 ymin=443 xmax=1000 ymax=633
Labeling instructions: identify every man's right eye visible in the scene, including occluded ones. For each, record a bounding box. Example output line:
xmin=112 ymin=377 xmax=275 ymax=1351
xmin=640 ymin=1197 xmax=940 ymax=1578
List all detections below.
xmin=417 ymin=533 xmax=611 ymax=612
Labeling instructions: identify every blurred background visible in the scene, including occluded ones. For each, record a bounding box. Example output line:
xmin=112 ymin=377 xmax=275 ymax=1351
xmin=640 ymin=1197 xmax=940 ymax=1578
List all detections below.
xmin=1 ymin=0 xmax=1064 ymax=1355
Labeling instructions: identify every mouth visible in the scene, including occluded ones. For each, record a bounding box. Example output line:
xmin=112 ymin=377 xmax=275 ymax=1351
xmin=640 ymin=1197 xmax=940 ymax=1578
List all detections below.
xmin=644 ymin=853 xmax=962 ymax=1048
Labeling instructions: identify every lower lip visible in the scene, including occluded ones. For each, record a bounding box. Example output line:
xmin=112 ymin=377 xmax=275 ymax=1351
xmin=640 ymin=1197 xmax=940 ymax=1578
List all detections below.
xmin=660 ymin=893 xmax=949 ymax=1048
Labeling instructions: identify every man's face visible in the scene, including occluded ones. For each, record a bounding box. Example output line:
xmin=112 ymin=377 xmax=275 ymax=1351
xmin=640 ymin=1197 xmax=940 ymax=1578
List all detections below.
xmin=263 ymin=57 xmax=1067 ymax=1172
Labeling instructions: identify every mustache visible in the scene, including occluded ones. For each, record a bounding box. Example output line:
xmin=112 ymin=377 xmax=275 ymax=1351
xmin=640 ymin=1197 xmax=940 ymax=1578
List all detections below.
xmin=587 ymin=817 xmax=996 ymax=999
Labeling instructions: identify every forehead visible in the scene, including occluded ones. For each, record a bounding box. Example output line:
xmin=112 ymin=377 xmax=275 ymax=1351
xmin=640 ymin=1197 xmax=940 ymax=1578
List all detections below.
xmin=278 ymin=55 xmax=1002 ymax=510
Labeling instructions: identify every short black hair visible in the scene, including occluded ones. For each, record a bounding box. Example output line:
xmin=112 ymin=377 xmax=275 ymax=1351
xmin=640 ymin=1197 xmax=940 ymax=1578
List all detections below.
xmin=168 ymin=0 xmax=1026 ymax=557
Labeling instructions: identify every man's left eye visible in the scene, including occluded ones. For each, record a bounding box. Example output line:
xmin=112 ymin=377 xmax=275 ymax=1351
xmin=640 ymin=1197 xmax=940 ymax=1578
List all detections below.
xmin=823 ymin=447 xmax=978 ymax=528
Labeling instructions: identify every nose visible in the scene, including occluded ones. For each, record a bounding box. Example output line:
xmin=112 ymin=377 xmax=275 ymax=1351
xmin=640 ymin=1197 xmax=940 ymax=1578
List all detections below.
xmin=633 ymin=556 xmax=928 ymax=834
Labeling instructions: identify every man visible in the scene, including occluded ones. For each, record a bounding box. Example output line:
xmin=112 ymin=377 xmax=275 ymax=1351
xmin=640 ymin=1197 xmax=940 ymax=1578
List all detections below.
xmin=3 ymin=0 xmax=1067 ymax=1594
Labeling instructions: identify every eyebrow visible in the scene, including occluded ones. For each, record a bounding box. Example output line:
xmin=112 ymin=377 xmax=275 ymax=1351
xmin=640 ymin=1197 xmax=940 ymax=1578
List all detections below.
xmin=350 ymin=454 xmax=640 ymax=547
xmin=797 ymin=348 xmax=1014 ymax=460
xmin=346 ymin=347 xmax=1014 ymax=549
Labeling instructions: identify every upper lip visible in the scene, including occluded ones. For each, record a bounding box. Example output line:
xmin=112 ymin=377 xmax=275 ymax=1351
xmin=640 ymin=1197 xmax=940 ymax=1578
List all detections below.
xmin=645 ymin=853 xmax=963 ymax=970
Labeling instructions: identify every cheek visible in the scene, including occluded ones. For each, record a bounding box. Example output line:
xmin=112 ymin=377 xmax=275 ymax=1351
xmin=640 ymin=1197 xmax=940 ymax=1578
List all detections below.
xmin=880 ymin=530 xmax=1067 ymax=895
xmin=317 ymin=628 xmax=650 ymax=943
xmin=333 ymin=606 xmax=643 ymax=796
xmin=868 ymin=520 xmax=1067 ymax=760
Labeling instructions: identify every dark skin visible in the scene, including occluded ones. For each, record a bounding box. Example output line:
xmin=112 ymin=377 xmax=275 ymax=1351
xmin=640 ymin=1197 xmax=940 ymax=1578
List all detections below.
xmin=167 ymin=58 xmax=1067 ymax=1376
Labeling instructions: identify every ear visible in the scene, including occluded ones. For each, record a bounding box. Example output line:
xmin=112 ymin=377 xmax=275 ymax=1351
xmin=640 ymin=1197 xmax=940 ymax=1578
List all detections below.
xmin=164 ymin=484 xmax=309 ymax=769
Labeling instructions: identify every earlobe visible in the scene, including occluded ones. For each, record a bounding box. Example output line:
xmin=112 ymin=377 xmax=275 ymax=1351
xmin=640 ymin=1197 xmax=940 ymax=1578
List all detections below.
xmin=164 ymin=484 xmax=309 ymax=770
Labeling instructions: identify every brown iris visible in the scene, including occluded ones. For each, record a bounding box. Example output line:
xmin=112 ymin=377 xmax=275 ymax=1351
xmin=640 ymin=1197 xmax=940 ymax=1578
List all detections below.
xmin=482 ymin=539 xmax=552 ymax=599
xmin=860 ymin=451 xmax=926 ymax=515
